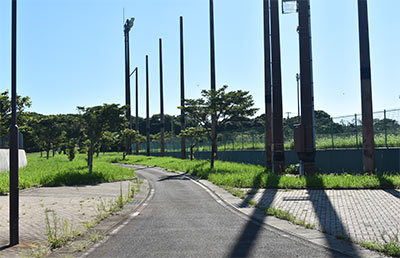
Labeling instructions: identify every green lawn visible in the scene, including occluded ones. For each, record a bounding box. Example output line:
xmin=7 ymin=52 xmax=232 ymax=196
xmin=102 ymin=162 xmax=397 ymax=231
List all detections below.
xmin=116 ymin=155 xmax=400 ymax=189
xmin=0 ymin=153 xmax=135 ymax=194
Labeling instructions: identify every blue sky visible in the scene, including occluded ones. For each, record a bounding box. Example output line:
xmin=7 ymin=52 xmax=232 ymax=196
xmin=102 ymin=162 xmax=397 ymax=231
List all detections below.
xmin=0 ymin=0 xmax=399 ymax=118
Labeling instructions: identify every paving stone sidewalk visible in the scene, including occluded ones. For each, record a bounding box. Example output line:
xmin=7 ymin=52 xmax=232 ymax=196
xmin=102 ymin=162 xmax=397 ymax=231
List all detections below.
xmin=0 ymin=179 xmax=139 ymax=257
xmin=245 ymin=188 xmax=400 ymax=244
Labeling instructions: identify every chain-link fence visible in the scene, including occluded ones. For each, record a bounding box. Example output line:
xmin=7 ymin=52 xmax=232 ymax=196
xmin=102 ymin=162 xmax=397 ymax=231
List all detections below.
xmin=138 ymin=108 xmax=400 ymax=153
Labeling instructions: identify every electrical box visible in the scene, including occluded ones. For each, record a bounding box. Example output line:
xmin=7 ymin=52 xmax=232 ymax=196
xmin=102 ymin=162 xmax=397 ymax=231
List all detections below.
xmin=294 ymin=124 xmax=305 ymax=153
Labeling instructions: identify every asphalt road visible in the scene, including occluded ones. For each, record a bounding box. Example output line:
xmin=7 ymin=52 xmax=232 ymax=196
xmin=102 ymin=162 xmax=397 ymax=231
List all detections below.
xmin=86 ymin=166 xmax=348 ymax=258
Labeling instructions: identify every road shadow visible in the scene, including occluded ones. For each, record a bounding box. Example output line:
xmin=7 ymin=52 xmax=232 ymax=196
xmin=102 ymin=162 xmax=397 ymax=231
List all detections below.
xmin=228 ymin=172 xmax=278 ymax=257
xmin=158 ymin=173 xmax=190 ymax=182
xmin=305 ymin=176 xmax=358 ymax=257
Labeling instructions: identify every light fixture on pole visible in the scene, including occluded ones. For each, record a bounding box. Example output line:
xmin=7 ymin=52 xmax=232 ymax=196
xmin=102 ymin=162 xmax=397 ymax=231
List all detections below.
xmin=282 ymin=0 xmax=298 ymax=14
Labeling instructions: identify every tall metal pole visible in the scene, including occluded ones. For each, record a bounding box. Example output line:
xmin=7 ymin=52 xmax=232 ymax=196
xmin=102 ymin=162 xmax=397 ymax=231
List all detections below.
xmin=357 ymin=0 xmax=375 ymax=173
xmin=298 ymin=0 xmax=316 ymax=175
xmin=135 ymin=67 xmax=139 ymax=154
xmin=124 ymin=18 xmax=134 ymax=155
xmin=209 ymin=0 xmax=217 ymax=168
xmin=124 ymin=24 xmax=132 ymax=127
xmin=270 ymin=0 xmax=285 ymax=174
xmin=159 ymin=39 xmax=165 ymax=157
xmin=296 ymin=73 xmax=300 ymax=117
xmin=10 ymin=0 xmax=19 ymax=246
xmin=180 ymin=16 xmax=186 ymax=159
xmin=146 ymin=55 xmax=150 ymax=156
xmin=263 ymin=0 xmax=272 ymax=170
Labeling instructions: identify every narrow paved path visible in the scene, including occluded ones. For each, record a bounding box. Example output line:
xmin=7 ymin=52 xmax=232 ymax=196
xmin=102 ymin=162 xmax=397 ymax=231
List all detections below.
xmin=87 ymin=166 xmax=347 ymax=258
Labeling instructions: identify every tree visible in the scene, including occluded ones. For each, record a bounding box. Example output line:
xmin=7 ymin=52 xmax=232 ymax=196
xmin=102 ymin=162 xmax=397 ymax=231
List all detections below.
xmin=60 ymin=115 xmax=82 ymax=161
xmin=78 ymin=104 xmax=126 ymax=173
xmin=119 ymin=129 xmax=139 ymax=160
xmin=100 ymin=131 xmax=117 ymax=155
xmin=0 ymin=90 xmax=31 ymax=146
xmin=33 ymin=116 xmax=64 ymax=159
xmin=183 ymin=85 xmax=258 ymax=168
xmin=179 ymin=127 xmax=207 ymax=160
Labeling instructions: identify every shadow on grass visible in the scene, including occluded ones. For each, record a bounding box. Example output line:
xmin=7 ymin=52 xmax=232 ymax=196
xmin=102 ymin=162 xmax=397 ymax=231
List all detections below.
xmin=305 ymin=176 xmax=357 ymax=257
xmin=228 ymin=173 xmax=278 ymax=257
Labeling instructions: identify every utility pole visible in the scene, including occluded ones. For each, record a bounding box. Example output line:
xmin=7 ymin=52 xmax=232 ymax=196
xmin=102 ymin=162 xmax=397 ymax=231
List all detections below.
xmin=357 ymin=0 xmax=375 ymax=173
xmin=209 ymin=0 xmax=217 ymax=168
xmin=10 ymin=0 xmax=19 ymax=246
xmin=297 ymin=0 xmax=316 ymax=175
xmin=135 ymin=67 xmax=139 ymax=154
xmin=263 ymin=0 xmax=273 ymax=170
xmin=159 ymin=39 xmax=165 ymax=157
xmin=124 ymin=17 xmax=134 ymax=154
xmin=296 ymin=73 xmax=300 ymax=117
xmin=146 ymin=55 xmax=150 ymax=156
xmin=270 ymin=0 xmax=285 ymax=174
xmin=180 ymin=16 xmax=186 ymax=159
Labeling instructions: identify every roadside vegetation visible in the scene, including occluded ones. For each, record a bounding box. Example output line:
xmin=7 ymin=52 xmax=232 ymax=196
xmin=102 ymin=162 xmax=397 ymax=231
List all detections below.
xmin=0 ymin=153 xmax=135 ymax=194
xmin=116 ymin=155 xmax=400 ymax=189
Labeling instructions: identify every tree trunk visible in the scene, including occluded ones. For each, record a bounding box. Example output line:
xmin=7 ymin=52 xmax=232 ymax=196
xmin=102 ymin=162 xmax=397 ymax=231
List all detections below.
xmin=46 ymin=150 xmax=50 ymax=159
xmin=190 ymin=146 xmax=194 ymax=160
xmin=210 ymin=136 xmax=217 ymax=169
xmin=52 ymin=149 xmax=55 ymax=157
xmin=88 ymin=145 xmax=94 ymax=174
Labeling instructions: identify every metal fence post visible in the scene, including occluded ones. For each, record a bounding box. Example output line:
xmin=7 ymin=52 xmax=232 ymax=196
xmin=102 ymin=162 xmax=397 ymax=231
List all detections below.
xmin=241 ymin=130 xmax=244 ymax=150
xmin=355 ymin=114 xmax=359 ymax=149
xmin=384 ymin=109 xmax=388 ymax=148
xmin=330 ymin=120 xmax=334 ymax=149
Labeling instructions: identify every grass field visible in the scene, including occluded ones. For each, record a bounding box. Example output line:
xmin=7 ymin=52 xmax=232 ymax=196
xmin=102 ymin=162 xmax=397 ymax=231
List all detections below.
xmin=0 ymin=153 xmax=135 ymax=194
xmin=116 ymin=155 xmax=400 ymax=189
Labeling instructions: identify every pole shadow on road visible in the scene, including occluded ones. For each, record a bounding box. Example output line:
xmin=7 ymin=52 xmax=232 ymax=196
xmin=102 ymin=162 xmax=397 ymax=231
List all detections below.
xmin=158 ymin=173 xmax=190 ymax=181
xmin=305 ymin=176 xmax=358 ymax=257
xmin=228 ymin=172 xmax=278 ymax=257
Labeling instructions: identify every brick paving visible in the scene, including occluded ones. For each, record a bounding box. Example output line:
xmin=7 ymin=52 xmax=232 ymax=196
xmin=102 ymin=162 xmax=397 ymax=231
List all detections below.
xmin=0 ymin=180 xmax=135 ymax=257
xmin=247 ymin=188 xmax=400 ymax=244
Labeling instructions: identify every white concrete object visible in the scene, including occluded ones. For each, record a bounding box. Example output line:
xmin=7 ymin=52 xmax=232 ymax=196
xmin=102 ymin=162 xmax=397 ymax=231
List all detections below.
xmin=0 ymin=149 xmax=27 ymax=172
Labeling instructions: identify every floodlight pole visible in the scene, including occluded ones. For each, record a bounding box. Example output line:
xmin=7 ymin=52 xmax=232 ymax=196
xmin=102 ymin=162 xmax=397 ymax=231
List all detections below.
xmin=357 ymin=0 xmax=375 ymax=173
xmin=297 ymin=0 xmax=316 ymax=175
xmin=159 ymin=38 xmax=165 ymax=157
xmin=10 ymin=0 xmax=19 ymax=246
xmin=146 ymin=55 xmax=150 ymax=156
xmin=270 ymin=0 xmax=285 ymax=174
xmin=209 ymin=0 xmax=217 ymax=168
xmin=124 ymin=18 xmax=134 ymax=154
xmin=263 ymin=0 xmax=273 ymax=170
xmin=129 ymin=67 xmax=139 ymax=154
xmin=296 ymin=73 xmax=300 ymax=117
xmin=180 ymin=16 xmax=186 ymax=159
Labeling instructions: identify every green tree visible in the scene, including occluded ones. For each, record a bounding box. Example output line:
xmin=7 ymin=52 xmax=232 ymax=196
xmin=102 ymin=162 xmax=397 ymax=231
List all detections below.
xmin=119 ymin=129 xmax=139 ymax=160
xmin=33 ymin=116 xmax=64 ymax=159
xmin=183 ymin=85 xmax=258 ymax=168
xmin=100 ymin=131 xmax=117 ymax=155
xmin=179 ymin=127 xmax=207 ymax=160
xmin=78 ymin=104 xmax=126 ymax=173
xmin=0 ymin=90 xmax=32 ymax=145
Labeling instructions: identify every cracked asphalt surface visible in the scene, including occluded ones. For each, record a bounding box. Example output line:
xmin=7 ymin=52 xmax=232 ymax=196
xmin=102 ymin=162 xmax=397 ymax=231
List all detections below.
xmin=87 ymin=166 xmax=348 ymax=258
